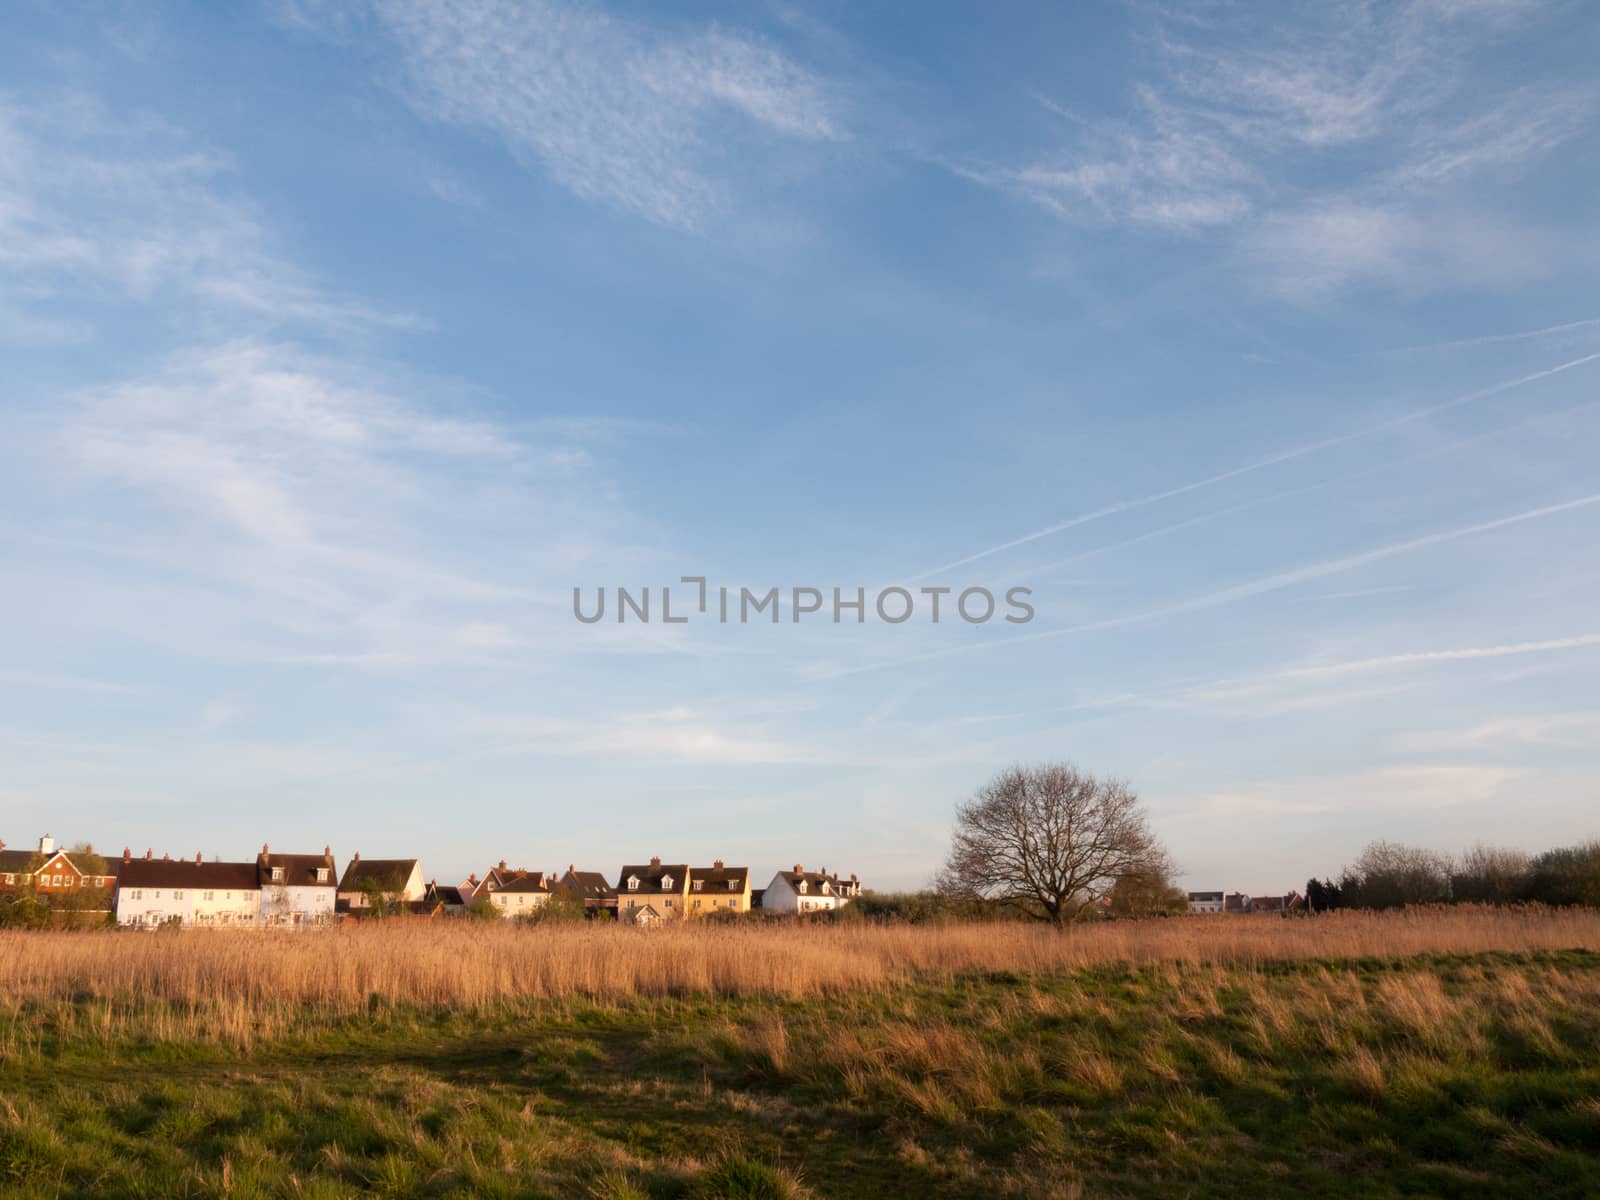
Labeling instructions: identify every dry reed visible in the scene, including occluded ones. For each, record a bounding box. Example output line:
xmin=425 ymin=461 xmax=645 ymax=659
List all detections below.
xmin=1 ymin=906 xmax=1595 ymax=1050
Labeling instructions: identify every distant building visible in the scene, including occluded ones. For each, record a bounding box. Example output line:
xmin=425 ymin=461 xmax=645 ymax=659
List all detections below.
xmin=256 ymin=845 xmax=337 ymax=928
xmin=687 ymin=860 xmax=750 ymax=917
xmin=427 ymin=881 xmax=468 ymax=915
xmin=337 ymin=854 xmax=425 ymax=913
xmin=489 ymin=870 xmax=555 ymax=918
xmin=0 ymin=834 xmax=116 ymax=901
xmin=616 ymin=857 xmax=689 ymax=923
xmin=1187 ymin=891 xmax=1224 ymax=914
xmin=114 ymin=850 xmax=260 ymax=928
xmin=760 ymin=865 xmax=860 ymax=915
xmin=554 ymin=866 xmax=618 ymax=917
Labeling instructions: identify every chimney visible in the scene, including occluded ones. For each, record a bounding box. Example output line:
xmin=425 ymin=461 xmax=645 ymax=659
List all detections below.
xmin=820 ymin=867 xmax=828 ymax=877
xmin=353 ymin=852 xmax=360 ymax=862
xmin=162 ymin=853 xmax=171 ymax=861
xmin=122 ymin=847 xmax=131 ymax=863
xmin=851 ymin=873 xmax=858 ymax=882
xmin=85 ymin=843 xmax=93 ymax=854
xmin=38 ymin=833 xmax=54 ymax=855
xmin=262 ymin=842 xmax=269 ymax=855
xmin=714 ymin=859 xmax=724 ymax=870
xmin=0 ymin=839 xmax=5 ymax=852
xmin=793 ymin=864 xmax=803 ymax=874
xmin=324 ymin=845 xmax=331 ymax=857
xmin=145 ymin=848 xmax=153 ymax=860
xmin=650 ymin=856 xmax=661 ymax=866
xmin=568 ymin=863 xmax=574 ymax=874
xmin=196 ymin=851 xmax=203 ymax=865
xmin=498 ymin=859 xmax=507 ymax=872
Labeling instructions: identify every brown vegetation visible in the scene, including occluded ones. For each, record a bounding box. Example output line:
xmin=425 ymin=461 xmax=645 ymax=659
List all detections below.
xmin=2 ymin=906 xmax=1597 ymax=1051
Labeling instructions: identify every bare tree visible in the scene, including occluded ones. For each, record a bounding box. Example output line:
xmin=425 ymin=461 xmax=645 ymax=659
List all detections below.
xmin=937 ymin=764 xmax=1169 ymax=925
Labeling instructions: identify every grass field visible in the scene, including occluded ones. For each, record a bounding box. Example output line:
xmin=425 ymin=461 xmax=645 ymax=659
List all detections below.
xmin=2 ymin=910 xmax=1599 ymax=1198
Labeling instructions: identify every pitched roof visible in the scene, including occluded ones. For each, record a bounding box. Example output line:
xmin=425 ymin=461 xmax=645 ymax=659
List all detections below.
xmin=617 ymin=863 xmax=688 ymax=893
xmin=429 ymin=884 xmax=468 ymax=907
xmin=117 ymin=857 xmax=260 ymax=891
xmin=0 ymin=849 xmax=41 ymax=874
xmin=257 ymin=849 xmax=337 ymax=888
xmin=775 ymin=868 xmax=846 ymax=896
xmin=689 ymin=864 xmax=750 ymax=892
xmin=495 ymin=871 xmax=553 ymax=894
xmin=1188 ymin=891 xmax=1224 ymax=902
xmin=338 ymin=858 xmax=419 ymax=891
xmin=558 ymin=869 xmax=616 ymax=900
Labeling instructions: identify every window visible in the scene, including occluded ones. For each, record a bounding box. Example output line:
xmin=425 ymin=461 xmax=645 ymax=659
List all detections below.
xmin=727 ymin=880 xmax=736 ymax=890
xmin=625 ymin=898 xmax=635 ymax=908
xmin=204 ymin=891 xmax=214 ymax=901
xmin=129 ymin=889 xmax=142 ymax=900
xmin=1 ymin=874 xmax=11 ymax=885
xmin=664 ymin=898 xmax=673 ymax=908
xmin=153 ymin=890 xmax=162 ymax=900
xmin=173 ymin=890 xmax=184 ymax=900
xmin=316 ymin=868 xmax=329 ymax=882
xmin=628 ymin=877 xmax=639 ymax=890
xmin=662 ymin=875 xmax=674 ymax=889
xmin=271 ymin=867 xmax=285 ymax=882
xmin=797 ymin=880 xmax=807 ymax=893
xmin=693 ymin=880 xmax=703 ymax=891
xmin=693 ymin=900 xmax=701 ymax=910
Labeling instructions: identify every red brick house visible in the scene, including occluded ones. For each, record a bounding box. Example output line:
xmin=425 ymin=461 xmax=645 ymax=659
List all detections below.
xmin=0 ymin=834 xmax=117 ymax=899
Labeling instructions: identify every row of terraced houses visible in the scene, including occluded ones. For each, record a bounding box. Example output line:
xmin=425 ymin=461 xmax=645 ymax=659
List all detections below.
xmin=0 ymin=834 xmax=862 ymax=929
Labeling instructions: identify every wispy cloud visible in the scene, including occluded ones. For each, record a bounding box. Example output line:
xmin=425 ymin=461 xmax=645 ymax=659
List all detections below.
xmin=33 ymin=337 xmax=651 ymax=670
xmin=1393 ymin=711 xmax=1600 ymax=753
xmin=0 ymin=92 xmax=422 ymax=336
xmin=299 ymin=0 xmax=846 ymax=232
xmin=961 ymin=1 xmax=1596 ymax=295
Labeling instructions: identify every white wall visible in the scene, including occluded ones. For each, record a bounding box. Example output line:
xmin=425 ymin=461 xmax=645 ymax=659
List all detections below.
xmin=117 ymin=885 xmax=260 ymax=928
xmin=260 ymin=884 xmax=337 ymax=927
xmin=491 ymin=891 xmax=550 ymax=917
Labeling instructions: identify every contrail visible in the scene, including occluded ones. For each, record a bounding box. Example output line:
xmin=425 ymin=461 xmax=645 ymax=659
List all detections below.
xmin=1391 ymin=317 xmax=1600 ymax=354
xmin=828 ymin=492 xmax=1600 ymax=678
xmin=905 ymin=353 xmax=1600 ymax=582
xmin=1279 ymin=633 xmax=1600 ymax=679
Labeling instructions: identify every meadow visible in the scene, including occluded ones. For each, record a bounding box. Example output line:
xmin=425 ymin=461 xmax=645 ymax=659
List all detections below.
xmin=2 ymin=909 xmax=1599 ymax=1198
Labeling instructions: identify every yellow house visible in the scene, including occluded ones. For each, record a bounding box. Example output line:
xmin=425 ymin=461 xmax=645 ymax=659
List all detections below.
xmin=686 ymin=861 xmax=750 ymax=918
xmin=615 ymin=857 xmax=690 ymax=923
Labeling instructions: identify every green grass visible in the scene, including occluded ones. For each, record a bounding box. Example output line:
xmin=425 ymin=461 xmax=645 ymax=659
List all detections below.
xmin=2 ymin=952 xmax=1599 ymax=1198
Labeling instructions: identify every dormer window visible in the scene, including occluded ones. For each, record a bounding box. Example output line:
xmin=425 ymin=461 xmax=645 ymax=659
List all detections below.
xmin=822 ymin=881 xmax=831 ymax=894
xmin=693 ymin=880 xmax=703 ymax=891
xmin=727 ymin=880 xmax=736 ymax=890
xmin=271 ymin=867 xmax=285 ymax=882
xmin=798 ymin=880 xmax=808 ymax=893
xmin=661 ymin=875 xmax=674 ymax=889
xmin=316 ymin=868 xmax=329 ymax=882
xmin=628 ymin=876 xmax=639 ymax=890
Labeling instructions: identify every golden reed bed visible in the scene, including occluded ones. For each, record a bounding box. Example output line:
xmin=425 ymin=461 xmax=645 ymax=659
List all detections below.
xmin=3 ymin=907 xmax=1596 ymax=1011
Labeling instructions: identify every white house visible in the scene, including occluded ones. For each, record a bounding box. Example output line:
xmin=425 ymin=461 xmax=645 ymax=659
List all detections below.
xmin=761 ymin=865 xmax=861 ymax=915
xmin=114 ymin=850 xmax=261 ymax=928
xmin=336 ymin=854 xmax=425 ymax=913
xmin=488 ymin=870 xmax=554 ymax=918
xmin=256 ymin=845 xmax=338 ymax=928
xmin=1187 ymin=891 xmax=1225 ymax=914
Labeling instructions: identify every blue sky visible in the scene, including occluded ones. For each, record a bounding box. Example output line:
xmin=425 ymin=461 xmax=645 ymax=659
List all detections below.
xmin=2 ymin=0 xmax=1597 ymax=893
